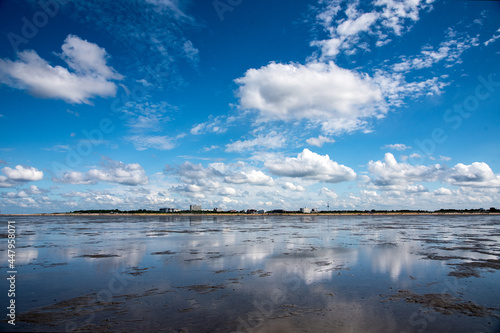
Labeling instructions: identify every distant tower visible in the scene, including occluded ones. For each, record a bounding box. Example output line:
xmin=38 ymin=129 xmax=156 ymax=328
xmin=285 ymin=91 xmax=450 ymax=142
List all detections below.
xmin=327 ymin=203 xmax=330 ymax=211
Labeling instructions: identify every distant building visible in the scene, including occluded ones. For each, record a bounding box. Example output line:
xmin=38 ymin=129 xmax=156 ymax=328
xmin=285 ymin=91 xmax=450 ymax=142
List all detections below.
xmin=247 ymin=209 xmax=258 ymax=214
xmin=190 ymin=205 xmax=202 ymax=211
xmin=257 ymin=210 xmax=265 ymax=214
xmin=300 ymin=207 xmax=311 ymax=214
xmin=213 ymin=208 xmax=222 ymax=212
xmin=160 ymin=208 xmax=180 ymax=213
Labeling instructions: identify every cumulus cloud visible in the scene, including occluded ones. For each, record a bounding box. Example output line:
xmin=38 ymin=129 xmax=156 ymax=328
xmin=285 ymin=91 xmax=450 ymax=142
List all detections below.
xmin=307 ymin=0 xmax=453 ymax=111
xmin=1 ymin=191 xmax=29 ymax=198
xmin=444 ymin=162 xmax=500 ymax=187
xmin=172 ymin=161 xmax=275 ymax=191
xmin=265 ymin=149 xmax=356 ymax=183
xmin=367 ymin=154 xmax=500 ymax=190
xmin=0 ymin=186 xmax=48 ymax=199
xmin=434 ymin=187 xmax=453 ymax=196
xmin=236 ymin=61 xmax=385 ymax=134
xmin=368 ymin=153 xmax=442 ymax=189
xmin=53 ymin=159 xmax=148 ymax=186
xmin=319 ymin=187 xmax=339 ymax=200
xmin=2 ymin=165 xmax=43 ymax=181
xmin=282 ymin=182 xmax=306 ymax=192
xmin=0 ymin=35 xmax=122 ymax=104
xmin=224 ymin=170 xmax=275 ymax=186
xmin=306 ymin=135 xmax=335 ymax=147
xmin=406 ymin=184 xmax=428 ymax=193
xmin=0 ymin=165 xmax=43 ymax=187
xmin=171 ymin=184 xmax=206 ymax=199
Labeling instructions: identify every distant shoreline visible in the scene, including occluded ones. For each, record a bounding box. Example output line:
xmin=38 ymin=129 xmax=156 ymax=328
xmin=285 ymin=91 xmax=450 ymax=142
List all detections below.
xmin=2 ymin=212 xmax=499 ymax=217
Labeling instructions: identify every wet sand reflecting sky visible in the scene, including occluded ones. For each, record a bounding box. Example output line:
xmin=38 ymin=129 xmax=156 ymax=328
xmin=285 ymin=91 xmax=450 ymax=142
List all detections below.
xmin=1 ymin=215 xmax=499 ymax=332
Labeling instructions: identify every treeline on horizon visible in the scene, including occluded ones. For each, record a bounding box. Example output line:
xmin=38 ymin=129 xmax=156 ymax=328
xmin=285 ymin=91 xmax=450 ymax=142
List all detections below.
xmin=63 ymin=207 xmax=499 ymax=214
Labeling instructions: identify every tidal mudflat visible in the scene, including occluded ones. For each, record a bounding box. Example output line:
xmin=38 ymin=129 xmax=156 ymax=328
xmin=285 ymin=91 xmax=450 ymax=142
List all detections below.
xmin=1 ymin=215 xmax=499 ymax=332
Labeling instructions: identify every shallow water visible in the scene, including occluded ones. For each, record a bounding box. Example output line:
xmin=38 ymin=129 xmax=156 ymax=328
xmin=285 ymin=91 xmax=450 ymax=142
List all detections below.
xmin=1 ymin=215 xmax=499 ymax=332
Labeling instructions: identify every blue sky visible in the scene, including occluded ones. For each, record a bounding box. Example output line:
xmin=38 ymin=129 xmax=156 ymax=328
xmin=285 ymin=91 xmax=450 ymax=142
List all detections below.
xmin=0 ymin=0 xmax=499 ymax=213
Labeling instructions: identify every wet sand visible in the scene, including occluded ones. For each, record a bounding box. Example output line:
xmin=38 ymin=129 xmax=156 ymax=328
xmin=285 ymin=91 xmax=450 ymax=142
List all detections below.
xmin=1 ymin=215 xmax=499 ymax=332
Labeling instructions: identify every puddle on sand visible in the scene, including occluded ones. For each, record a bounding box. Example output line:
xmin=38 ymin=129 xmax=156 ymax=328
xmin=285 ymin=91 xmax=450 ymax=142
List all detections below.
xmin=0 ymin=215 xmax=499 ymax=332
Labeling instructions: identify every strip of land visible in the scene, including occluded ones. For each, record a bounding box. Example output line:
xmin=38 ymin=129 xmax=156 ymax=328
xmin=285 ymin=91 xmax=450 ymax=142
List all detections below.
xmin=2 ymin=211 xmax=499 ymax=217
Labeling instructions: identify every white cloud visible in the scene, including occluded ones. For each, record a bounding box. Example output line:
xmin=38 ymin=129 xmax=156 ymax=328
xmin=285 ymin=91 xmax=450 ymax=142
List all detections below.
xmin=373 ymin=71 xmax=449 ymax=106
xmin=1 ymin=191 xmax=29 ymax=198
xmin=408 ymin=153 xmax=422 ymax=159
xmin=484 ymin=28 xmax=500 ymax=46
xmin=54 ymin=159 xmax=148 ymax=186
xmin=182 ymin=40 xmax=199 ymax=64
xmin=375 ymin=0 xmax=433 ymax=35
xmin=0 ymin=35 xmax=122 ymax=104
xmin=219 ymin=186 xmax=237 ymax=196
xmin=319 ymin=187 xmax=338 ymax=200
xmin=361 ymin=190 xmax=378 ymax=197
xmin=203 ymin=145 xmax=220 ymax=152
xmin=63 ymin=190 xmax=126 ymax=206
xmin=392 ymin=31 xmax=480 ymax=73
xmin=0 ymin=165 xmax=43 ymax=187
xmin=445 ymin=162 xmax=500 ymax=187
xmin=282 ymin=182 xmax=306 ymax=192
xmin=265 ymin=149 xmax=356 ymax=183
xmin=382 ymin=143 xmax=411 ymax=151
xmin=126 ymin=135 xmax=175 ymax=151
xmin=60 ymin=35 xmax=123 ymax=81
xmin=190 ymin=116 xmax=227 ymax=135
xmin=43 ymin=145 xmax=71 ymax=153
xmin=434 ymin=187 xmax=453 ymax=196
xmin=306 ymin=135 xmax=335 ymax=147
xmin=172 ymin=161 xmax=275 ymax=195
xmin=236 ymin=61 xmax=385 ymax=134
xmin=406 ymin=184 xmax=428 ymax=193
xmin=26 ymin=185 xmax=45 ymax=195
xmin=367 ymin=153 xmax=442 ymax=189
xmin=338 ymin=12 xmax=378 ymax=36
xmin=225 ymin=132 xmax=285 ymax=152
xmin=143 ymin=0 xmax=193 ymax=20
xmin=367 ymin=154 xmax=500 ymax=190
xmin=312 ymin=0 xmax=434 ymax=58
xmin=120 ymin=101 xmax=175 ymax=132
xmin=1 ymin=186 xmax=48 ymax=199
xmin=176 ymin=161 xmax=222 ymax=181
xmin=224 ymin=170 xmax=275 ymax=186
xmin=2 ymin=165 xmax=43 ymax=181
xmin=312 ymin=4 xmax=377 ymax=58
